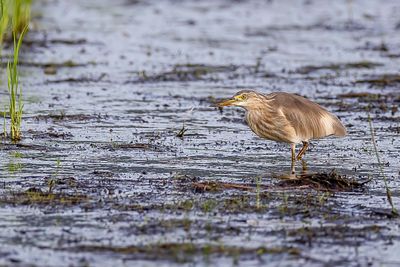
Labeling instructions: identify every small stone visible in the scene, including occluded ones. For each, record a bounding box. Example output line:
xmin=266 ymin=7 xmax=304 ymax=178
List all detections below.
xmin=44 ymin=66 xmax=57 ymax=75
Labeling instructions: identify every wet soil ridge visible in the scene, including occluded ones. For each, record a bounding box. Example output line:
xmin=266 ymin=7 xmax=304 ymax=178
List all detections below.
xmin=128 ymin=64 xmax=244 ymax=83
xmin=295 ymin=61 xmax=383 ymax=75
xmin=61 ymin=243 xmax=300 ymax=263
xmin=1 ymin=187 xmax=87 ymax=206
xmin=354 ymin=74 xmax=400 ymax=87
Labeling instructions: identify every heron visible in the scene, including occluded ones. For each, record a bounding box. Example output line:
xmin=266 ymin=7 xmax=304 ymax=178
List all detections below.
xmin=217 ymin=90 xmax=347 ymax=174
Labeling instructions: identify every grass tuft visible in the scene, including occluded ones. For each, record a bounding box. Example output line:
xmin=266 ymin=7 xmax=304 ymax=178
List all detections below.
xmin=0 ymin=0 xmax=10 ymax=48
xmin=11 ymin=0 xmax=31 ymax=34
xmin=7 ymin=25 xmax=27 ymax=142
xmin=0 ymin=0 xmax=31 ymax=49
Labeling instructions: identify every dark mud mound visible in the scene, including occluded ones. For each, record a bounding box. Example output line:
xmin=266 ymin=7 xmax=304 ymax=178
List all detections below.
xmin=189 ymin=170 xmax=367 ymax=193
xmin=277 ymin=170 xmax=368 ymax=192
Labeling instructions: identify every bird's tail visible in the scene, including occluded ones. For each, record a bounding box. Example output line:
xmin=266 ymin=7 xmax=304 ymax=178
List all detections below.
xmin=332 ymin=116 xmax=347 ymax=136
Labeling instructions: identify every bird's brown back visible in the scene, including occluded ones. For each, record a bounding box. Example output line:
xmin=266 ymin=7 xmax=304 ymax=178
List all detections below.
xmin=245 ymin=92 xmax=346 ymax=143
xmin=269 ymin=92 xmax=346 ymax=141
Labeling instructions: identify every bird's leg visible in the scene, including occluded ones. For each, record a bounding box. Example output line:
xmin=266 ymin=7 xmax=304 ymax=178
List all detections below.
xmin=290 ymin=143 xmax=296 ymax=174
xmin=296 ymin=141 xmax=309 ymax=161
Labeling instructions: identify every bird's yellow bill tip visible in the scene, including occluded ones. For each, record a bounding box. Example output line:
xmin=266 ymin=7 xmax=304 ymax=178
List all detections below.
xmin=217 ymin=98 xmax=236 ymax=107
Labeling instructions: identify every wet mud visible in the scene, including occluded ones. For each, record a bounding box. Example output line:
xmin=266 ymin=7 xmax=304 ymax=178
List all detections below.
xmin=0 ymin=0 xmax=400 ymax=266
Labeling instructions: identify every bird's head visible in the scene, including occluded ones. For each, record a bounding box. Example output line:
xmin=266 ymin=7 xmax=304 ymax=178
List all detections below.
xmin=217 ymin=90 xmax=263 ymax=109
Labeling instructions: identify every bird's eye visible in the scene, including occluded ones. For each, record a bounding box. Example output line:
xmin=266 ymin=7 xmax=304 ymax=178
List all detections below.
xmin=235 ymin=94 xmax=245 ymax=101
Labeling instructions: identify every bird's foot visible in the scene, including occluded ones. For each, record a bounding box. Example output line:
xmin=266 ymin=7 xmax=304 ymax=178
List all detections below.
xmin=278 ymin=173 xmax=298 ymax=180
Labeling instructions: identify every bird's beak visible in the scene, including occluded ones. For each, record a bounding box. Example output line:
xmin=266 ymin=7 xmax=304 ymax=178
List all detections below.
xmin=217 ymin=98 xmax=237 ymax=107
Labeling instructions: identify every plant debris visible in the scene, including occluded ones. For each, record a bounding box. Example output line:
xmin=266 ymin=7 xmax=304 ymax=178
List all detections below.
xmin=277 ymin=170 xmax=369 ymax=192
xmin=176 ymin=124 xmax=188 ymax=138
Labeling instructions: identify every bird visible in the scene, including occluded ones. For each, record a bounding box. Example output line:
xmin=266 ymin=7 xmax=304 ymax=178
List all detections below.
xmin=217 ymin=90 xmax=347 ymax=174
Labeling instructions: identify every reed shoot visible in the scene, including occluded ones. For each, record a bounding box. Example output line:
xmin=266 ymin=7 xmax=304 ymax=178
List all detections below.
xmin=368 ymin=113 xmax=398 ymax=216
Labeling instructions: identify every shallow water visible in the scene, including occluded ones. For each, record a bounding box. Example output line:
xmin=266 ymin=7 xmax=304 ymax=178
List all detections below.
xmin=0 ymin=0 xmax=400 ymax=266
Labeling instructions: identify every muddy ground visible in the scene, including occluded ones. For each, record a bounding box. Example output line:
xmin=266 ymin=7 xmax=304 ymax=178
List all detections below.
xmin=0 ymin=0 xmax=400 ymax=266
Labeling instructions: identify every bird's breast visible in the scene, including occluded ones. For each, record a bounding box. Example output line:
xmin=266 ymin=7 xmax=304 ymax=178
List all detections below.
xmin=245 ymin=110 xmax=298 ymax=143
